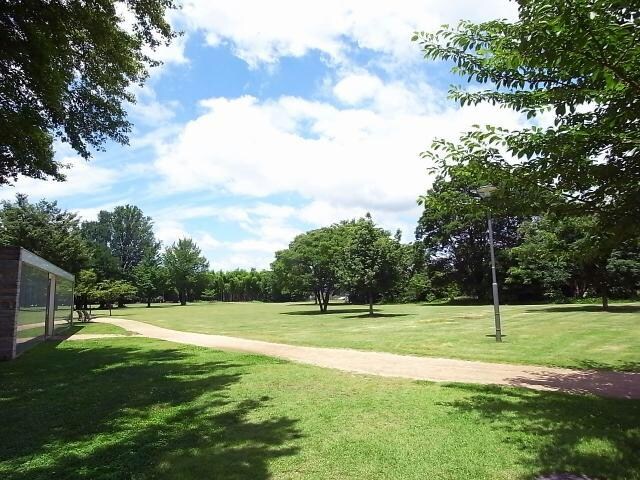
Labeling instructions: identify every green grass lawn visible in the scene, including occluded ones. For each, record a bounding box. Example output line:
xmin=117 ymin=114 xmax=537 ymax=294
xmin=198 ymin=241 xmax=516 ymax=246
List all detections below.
xmin=71 ymin=321 xmax=135 ymax=336
xmin=99 ymin=301 xmax=640 ymax=371
xmin=1 ymin=336 xmax=638 ymax=480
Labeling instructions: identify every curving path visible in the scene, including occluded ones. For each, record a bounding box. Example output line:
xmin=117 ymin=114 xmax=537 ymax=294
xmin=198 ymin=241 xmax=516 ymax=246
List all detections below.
xmin=93 ymin=317 xmax=640 ymax=400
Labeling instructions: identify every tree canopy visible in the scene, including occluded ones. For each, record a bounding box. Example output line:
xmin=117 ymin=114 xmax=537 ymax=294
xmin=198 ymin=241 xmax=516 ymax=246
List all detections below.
xmin=163 ymin=238 xmax=209 ymax=306
xmin=82 ymin=204 xmax=160 ymax=277
xmin=0 ymin=194 xmax=89 ymax=272
xmin=342 ymin=215 xmax=404 ymax=315
xmin=273 ymin=224 xmax=353 ymax=312
xmin=413 ymin=0 xmax=640 ymax=244
xmin=0 ymin=0 xmax=178 ymax=184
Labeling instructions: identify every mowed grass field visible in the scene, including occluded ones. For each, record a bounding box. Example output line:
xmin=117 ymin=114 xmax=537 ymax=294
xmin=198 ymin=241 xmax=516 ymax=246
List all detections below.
xmin=1 ymin=336 xmax=639 ymax=480
xmin=101 ymin=301 xmax=640 ymax=371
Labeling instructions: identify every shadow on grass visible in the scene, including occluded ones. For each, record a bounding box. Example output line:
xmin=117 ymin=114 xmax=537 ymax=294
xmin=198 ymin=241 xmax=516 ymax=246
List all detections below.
xmin=282 ymin=308 xmax=374 ymax=316
xmin=282 ymin=307 xmax=411 ymax=318
xmin=440 ymin=384 xmax=640 ymax=479
xmin=0 ymin=340 xmax=301 ymax=479
xmin=341 ymin=313 xmax=413 ymax=319
xmin=527 ymin=305 xmax=640 ymax=314
xmin=506 ymin=369 xmax=640 ymax=399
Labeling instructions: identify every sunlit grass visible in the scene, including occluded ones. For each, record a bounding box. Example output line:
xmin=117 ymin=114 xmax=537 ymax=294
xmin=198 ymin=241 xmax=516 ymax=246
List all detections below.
xmin=101 ymin=301 xmax=640 ymax=370
xmin=1 ymin=337 xmax=638 ymax=479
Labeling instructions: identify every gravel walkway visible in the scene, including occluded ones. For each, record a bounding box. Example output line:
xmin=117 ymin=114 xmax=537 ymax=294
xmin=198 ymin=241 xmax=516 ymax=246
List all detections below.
xmin=95 ymin=317 xmax=640 ymax=399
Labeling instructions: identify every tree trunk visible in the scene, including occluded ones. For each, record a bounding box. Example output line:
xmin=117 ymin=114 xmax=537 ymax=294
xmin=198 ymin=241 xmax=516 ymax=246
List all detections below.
xmin=179 ymin=290 xmax=186 ymax=306
xmin=600 ymin=263 xmax=609 ymax=311
xmin=602 ymin=294 xmax=609 ymax=311
xmin=317 ymin=290 xmax=324 ymax=312
xmin=368 ymin=290 xmax=374 ymax=316
xmin=146 ymin=296 xmax=151 ymax=308
xmin=322 ymin=289 xmax=331 ymax=313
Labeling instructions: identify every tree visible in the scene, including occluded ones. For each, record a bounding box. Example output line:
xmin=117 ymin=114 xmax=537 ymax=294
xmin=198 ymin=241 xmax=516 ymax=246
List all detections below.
xmin=0 ymin=0 xmax=178 ymax=184
xmin=508 ymin=214 xmax=640 ymax=307
xmin=415 ymin=0 xmax=640 ymax=232
xmin=132 ymin=253 xmax=168 ymax=307
xmin=0 ymin=194 xmax=89 ymax=272
xmin=341 ymin=214 xmax=403 ymax=316
xmin=416 ymin=168 xmax=523 ymax=302
xmin=272 ymin=224 xmax=352 ymax=313
xmin=75 ymin=269 xmax=98 ymax=310
xmin=92 ymin=279 xmax=137 ymax=316
xmin=414 ymin=0 xmax=640 ymax=307
xmin=82 ymin=205 xmax=160 ymax=277
xmin=163 ymin=238 xmax=209 ymax=306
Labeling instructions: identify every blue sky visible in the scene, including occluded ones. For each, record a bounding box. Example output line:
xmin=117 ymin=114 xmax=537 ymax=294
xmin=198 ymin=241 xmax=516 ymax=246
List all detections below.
xmin=2 ymin=0 xmax=522 ymax=270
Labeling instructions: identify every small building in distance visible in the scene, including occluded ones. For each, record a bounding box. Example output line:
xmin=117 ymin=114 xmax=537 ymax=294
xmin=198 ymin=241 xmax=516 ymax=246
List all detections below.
xmin=0 ymin=247 xmax=75 ymax=360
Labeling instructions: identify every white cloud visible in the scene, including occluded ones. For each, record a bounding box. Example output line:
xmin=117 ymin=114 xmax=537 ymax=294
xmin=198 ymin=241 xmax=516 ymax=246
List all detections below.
xmin=179 ymin=0 xmax=517 ymax=67
xmin=73 ymin=200 xmax=130 ymax=222
xmin=333 ymin=72 xmax=384 ymax=105
xmin=0 ymin=157 xmax=119 ymax=202
xmin=154 ymin=219 xmax=190 ymax=247
xmin=153 ymin=75 xmax=525 ymax=213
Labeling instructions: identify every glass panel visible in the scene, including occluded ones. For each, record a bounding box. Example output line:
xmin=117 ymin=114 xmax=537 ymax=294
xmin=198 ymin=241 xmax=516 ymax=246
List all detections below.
xmin=16 ymin=262 xmax=48 ymax=354
xmin=53 ymin=277 xmax=74 ymax=335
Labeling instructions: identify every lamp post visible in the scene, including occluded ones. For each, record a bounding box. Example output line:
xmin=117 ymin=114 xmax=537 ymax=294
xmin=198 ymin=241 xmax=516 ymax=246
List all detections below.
xmin=476 ymin=185 xmax=502 ymax=342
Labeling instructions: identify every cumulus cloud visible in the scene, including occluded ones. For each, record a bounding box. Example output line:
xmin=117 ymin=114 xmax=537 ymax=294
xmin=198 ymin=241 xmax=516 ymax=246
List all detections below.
xmin=0 ymin=157 xmax=120 ymax=202
xmin=153 ymin=75 xmax=525 ymax=214
xmin=179 ymin=0 xmax=517 ymax=67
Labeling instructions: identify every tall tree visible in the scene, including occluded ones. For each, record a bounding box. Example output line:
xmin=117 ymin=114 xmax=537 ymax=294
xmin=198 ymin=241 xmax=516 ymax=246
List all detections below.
xmin=163 ymin=238 xmax=209 ymax=306
xmin=273 ymin=224 xmax=352 ymax=313
xmin=415 ymin=0 xmax=640 ymax=232
xmin=341 ymin=214 xmax=403 ymax=316
xmin=0 ymin=0 xmax=178 ymax=184
xmin=416 ymin=168 xmax=523 ymax=301
xmin=75 ymin=269 xmax=98 ymax=310
xmin=414 ymin=0 xmax=640 ymax=308
xmin=0 ymin=194 xmax=89 ymax=272
xmin=508 ymin=214 xmax=640 ymax=307
xmin=132 ymin=252 xmax=168 ymax=307
xmin=82 ymin=205 xmax=159 ymax=277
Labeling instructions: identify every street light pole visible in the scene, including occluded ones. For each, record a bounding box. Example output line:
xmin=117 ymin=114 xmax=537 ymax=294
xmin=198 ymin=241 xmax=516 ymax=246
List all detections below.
xmin=475 ymin=185 xmax=503 ymax=342
xmin=486 ymin=210 xmax=502 ymax=342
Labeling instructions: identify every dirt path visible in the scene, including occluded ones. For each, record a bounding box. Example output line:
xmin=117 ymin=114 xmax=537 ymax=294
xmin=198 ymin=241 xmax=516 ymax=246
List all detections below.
xmin=95 ymin=317 xmax=640 ymax=399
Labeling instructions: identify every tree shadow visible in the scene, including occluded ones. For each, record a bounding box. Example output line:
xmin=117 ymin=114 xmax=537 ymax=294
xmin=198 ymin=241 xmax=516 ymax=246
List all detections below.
xmin=341 ymin=313 xmax=413 ymax=319
xmin=282 ymin=308 xmax=374 ymax=316
xmin=439 ymin=384 xmax=640 ymax=479
xmin=0 ymin=340 xmax=302 ymax=479
xmin=505 ymin=369 xmax=640 ymax=399
xmin=528 ymin=305 xmax=640 ymax=314
xmin=282 ymin=306 xmax=412 ymax=319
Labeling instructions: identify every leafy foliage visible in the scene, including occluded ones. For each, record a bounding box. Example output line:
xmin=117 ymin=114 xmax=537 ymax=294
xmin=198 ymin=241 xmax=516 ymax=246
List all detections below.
xmin=0 ymin=194 xmax=89 ymax=272
xmin=272 ymin=224 xmax=354 ymax=312
xmin=341 ymin=214 xmax=404 ymax=315
xmin=163 ymin=238 xmax=209 ymax=306
xmin=132 ymin=253 xmax=170 ymax=307
xmin=414 ymin=0 xmax=640 ymax=244
xmin=92 ymin=279 xmax=138 ymax=314
xmin=0 ymin=0 xmax=179 ymax=183
xmin=82 ymin=205 xmax=160 ymax=277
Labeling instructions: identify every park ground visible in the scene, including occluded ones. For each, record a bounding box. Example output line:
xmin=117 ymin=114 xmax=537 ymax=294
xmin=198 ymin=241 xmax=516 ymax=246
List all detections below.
xmin=99 ymin=301 xmax=640 ymax=371
xmin=1 ymin=302 xmax=639 ymax=479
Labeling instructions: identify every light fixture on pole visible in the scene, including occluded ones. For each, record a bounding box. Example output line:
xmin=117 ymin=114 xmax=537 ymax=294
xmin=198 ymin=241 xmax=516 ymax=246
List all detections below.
xmin=476 ymin=185 xmax=502 ymax=342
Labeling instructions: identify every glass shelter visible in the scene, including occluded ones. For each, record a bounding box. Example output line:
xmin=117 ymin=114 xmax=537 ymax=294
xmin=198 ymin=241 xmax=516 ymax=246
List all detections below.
xmin=0 ymin=247 xmax=75 ymax=360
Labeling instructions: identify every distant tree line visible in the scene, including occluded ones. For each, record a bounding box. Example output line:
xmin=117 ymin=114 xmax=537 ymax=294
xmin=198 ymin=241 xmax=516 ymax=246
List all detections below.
xmin=0 ymin=194 xmax=638 ymax=313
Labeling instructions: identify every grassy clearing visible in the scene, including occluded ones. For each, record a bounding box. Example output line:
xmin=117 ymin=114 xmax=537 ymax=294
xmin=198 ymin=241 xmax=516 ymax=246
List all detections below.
xmin=1 ymin=337 xmax=638 ymax=480
xmin=100 ymin=301 xmax=640 ymax=370
xmin=71 ymin=321 xmax=135 ymax=336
